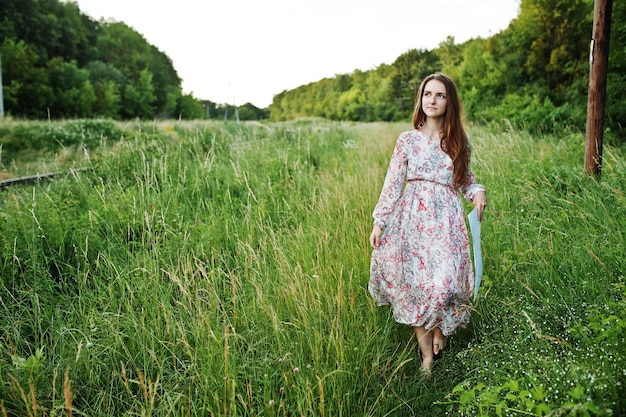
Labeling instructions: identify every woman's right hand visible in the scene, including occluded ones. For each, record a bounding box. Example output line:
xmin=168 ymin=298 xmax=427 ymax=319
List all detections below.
xmin=370 ymin=224 xmax=383 ymax=249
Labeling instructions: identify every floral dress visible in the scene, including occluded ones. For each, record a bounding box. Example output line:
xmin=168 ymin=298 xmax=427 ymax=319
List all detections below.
xmin=369 ymin=129 xmax=485 ymax=336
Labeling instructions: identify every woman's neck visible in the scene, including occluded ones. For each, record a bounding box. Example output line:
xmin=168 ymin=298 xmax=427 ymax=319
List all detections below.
xmin=419 ymin=118 xmax=445 ymax=138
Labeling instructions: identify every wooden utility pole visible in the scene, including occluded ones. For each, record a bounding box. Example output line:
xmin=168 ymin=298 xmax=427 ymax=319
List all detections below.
xmin=0 ymin=52 xmax=4 ymax=118
xmin=585 ymin=0 xmax=613 ymax=177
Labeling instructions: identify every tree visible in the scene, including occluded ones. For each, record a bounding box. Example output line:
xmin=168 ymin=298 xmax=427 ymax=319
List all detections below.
xmin=96 ymin=22 xmax=183 ymax=118
xmin=237 ymin=103 xmax=269 ymax=121
xmin=92 ymin=80 xmax=121 ymax=119
xmin=507 ymin=0 xmax=593 ymax=97
xmin=388 ymin=49 xmax=440 ymax=117
xmin=176 ymin=94 xmax=205 ymax=120
xmin=86 ymin=61 xmax=125 ymax=118
xmin=122 ymin=69 xmax=156 ymax=119
xmin=148 ymin=45 xmax=181 ymax=117
xmin=0 ymin=0 xmax=189 ymax=120
xmin=437 ymin=36 xmax=464 ymax=81
xmin=606 ymin=0 xmax=626 ymax=137
xmin=97 ymin=22 xmax=151 ymax=81
xmin=39 ymin=0 xmax=97 ymax=64
xmin=46 ymin=57 xmax=96 ymax=117
xmin=0 ymin=39 xmax=52 ymax=117
xmin=458 ymin=38 xmax=507 ymax=117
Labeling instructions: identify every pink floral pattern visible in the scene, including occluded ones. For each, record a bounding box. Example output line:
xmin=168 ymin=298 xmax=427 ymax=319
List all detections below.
xmin=369 ymin=129 xmax=485 ymax=336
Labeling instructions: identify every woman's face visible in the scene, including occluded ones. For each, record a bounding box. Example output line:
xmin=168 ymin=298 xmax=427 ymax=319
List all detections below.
xmin=421 ymin=79 xmax=447 ymax=119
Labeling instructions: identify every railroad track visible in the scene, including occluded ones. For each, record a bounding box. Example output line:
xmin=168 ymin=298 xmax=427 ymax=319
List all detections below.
xmin=0 ymin=167 xmax=92 ymax=190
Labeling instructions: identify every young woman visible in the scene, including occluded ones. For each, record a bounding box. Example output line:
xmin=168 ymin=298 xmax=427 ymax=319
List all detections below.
xmin=368 ymin=73 xmax=487 ymax=375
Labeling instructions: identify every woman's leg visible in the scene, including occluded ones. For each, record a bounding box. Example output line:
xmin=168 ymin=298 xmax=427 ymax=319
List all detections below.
xmin=432 ymin=327 xmax=447 ymax=356
xmin=414 ymin=326 xmax=434 ymax=373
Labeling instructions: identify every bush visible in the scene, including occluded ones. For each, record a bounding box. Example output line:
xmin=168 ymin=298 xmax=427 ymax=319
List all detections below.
xmin=0 ymin=119 xmax=123 ymax=164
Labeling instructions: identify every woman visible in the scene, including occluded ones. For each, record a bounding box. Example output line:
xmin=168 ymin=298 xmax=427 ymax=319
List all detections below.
xmin=369 ymin=73 xmax=487 ymax=375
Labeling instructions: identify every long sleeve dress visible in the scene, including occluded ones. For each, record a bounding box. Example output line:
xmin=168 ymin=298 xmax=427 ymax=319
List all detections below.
xmin=369 ymin=129 xmax=485 ymax=336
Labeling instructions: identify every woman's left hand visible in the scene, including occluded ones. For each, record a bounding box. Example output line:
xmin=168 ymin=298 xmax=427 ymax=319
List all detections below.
xmin=473 ymin=191 xmax=487 ymax=221
xmin=370 ymin=224 xmax=383 ymax=249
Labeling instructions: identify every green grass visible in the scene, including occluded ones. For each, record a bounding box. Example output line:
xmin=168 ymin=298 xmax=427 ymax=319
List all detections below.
xmin=0 ymin=119 xmax=624 ymax=416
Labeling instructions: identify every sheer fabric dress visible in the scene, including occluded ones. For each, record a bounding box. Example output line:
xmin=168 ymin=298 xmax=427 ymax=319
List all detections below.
xmin=369 ymin=129 xmax=485 ymax=336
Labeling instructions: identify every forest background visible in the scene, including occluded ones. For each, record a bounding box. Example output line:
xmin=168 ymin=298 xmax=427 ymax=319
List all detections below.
xmin=1 ymin=0 xmax=626 ymax=415
xmin=0 ymin=0 xmax=625 ymax=141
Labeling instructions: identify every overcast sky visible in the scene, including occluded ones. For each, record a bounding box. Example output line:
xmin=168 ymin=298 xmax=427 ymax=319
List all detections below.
xmin=71 ymin=0 xmax=521 ymax=108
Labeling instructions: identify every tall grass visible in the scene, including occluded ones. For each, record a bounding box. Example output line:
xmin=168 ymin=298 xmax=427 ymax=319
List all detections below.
xmin=0 ymin=120 xmax=624 ymax=416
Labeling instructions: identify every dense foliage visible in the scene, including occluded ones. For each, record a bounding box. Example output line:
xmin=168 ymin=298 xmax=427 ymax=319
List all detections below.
xmin=0 ymin=120 xmax=624 ymax=415
xmin=0 ymin=118 xmax=121 ymax=169
xmin=270 ymin=0 xmax=625 ymax=142
xmin=1 ymin=0 xmax=624 ymax=132
xmin=0 ymin=0 xmax=268 ymax=120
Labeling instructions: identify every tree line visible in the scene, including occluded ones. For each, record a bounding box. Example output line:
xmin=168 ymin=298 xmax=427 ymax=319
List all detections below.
xmin=0 ymin=0 xmax=267 ymax=120
xmin=1 ymin=0 xmax=624 ymax=138
xmin=270 ymin=0 xmax=625 ymax=141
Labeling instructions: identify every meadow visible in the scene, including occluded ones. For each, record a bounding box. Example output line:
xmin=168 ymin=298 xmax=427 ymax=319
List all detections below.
xmin=0 ymin=119 xmax=624 ymax=416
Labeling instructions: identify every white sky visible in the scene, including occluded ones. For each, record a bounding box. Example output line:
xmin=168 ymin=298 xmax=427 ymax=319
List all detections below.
xmin=71 ymin=0 xmax=521 ymax=108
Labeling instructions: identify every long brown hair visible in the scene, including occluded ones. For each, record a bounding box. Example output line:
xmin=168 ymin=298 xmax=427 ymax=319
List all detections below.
xmin=412 ymin=73 xmax=470 ymax=187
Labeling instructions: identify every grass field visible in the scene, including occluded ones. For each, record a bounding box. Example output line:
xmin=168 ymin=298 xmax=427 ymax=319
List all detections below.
xmin=0 ymin=119 xmax=625 ymax=416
